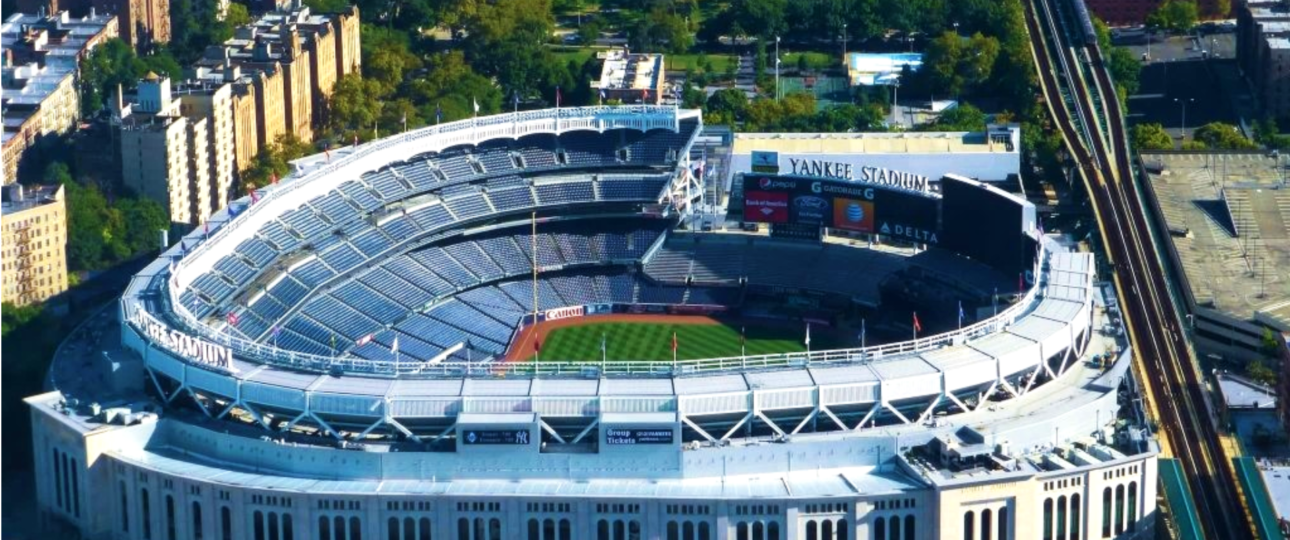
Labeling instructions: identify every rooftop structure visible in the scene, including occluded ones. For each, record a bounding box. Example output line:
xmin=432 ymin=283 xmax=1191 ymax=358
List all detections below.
xmin=845 ymin=53 xmax=922 ymax=86
xmin=592 ymin=49 xmax=664 ymax=105
xmin=1142 ymin=152 xmax=1290 ymax=363
xmin=1 ymin=10 xmax=118 ymax=182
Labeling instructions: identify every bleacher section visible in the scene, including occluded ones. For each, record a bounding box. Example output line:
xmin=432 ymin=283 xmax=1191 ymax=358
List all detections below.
xmin=644 ymin=235 xmax=910 ymax=304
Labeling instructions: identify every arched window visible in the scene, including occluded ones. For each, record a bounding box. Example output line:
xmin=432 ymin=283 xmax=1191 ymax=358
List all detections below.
xmin=120 ymin=481 xmax=130 ymax=533
xmin=682 ymin=521 xmax=695 ymax=540
xmin=981 ymin=508 xmax=993 ymax=540
xmin=997 ymin=507 xmax=1007 ymax=540
xmin=320 ymin=516 xmax=331 ymax=540
xmin=270 ymin=512 xmax=281 ymax=540
xmin=598 ymin=520 xmax=610 ymax=540
xmin=419 ymin=517 xmax=431 ymax=540
xmin=904 ymin=516 xmax=914 ymax=540
xmin=457 ymin=518 xmax=469 ymax=540
xmin=488 ymin=517 xmax=501 ymax=540
xmin=698 ymin=522 xmax=711 ymax=540
xmin=192 ymin=501 xmax=204 ymax=540
xmin=964 ymin=510 xmax=975 ymax=540
xmin=752 ymin=521 xmax=764 ymax=540
xmin=404 ymin=517 xmax=415 ymax=540
xmin=873 ymin=517 xmax=885 ymax=540
xmin=285 ymin=514 xmax=295 ymax=540
xmin=351 ymin=516 xmax=364 ymax=540
xmin=667 ymin=521 xmax=679 ymax=540
xmin=1101 ymin=487 xmax=1112 ymax=537
xmin=1128 ymin=481 xmax=1138 ymax=532
xmin=391 ymin=517 xmax=402 ymax=540
xmin=1056 ymin=496 xmax=1067 ymax=540
xmin=805 ymin=520 xmax=817 ymax=540
xmin=891 ymin=514 xmax=902 ymax=540
xmin=822 ymin=520 xmax=834 ymax=540
xmin=560 ymin=519 xmax=572 ymax=540
xmin=544 ymin=519 xmax=556 ymax=540
xmin=255 ymin=511 xmax=266 ymax=540
xmin=768 ymin=521 xmax=781 ymax=540
xmin=473 ymin=518 xmax=485 ymax=540
xmin=528 ymin=518 xmax=540 ymax=540
xmin=335 ymin=516 xmax=347 ymax=540
xmin=837 ymin=518 xmax=849 ymax=540
xmin=1114 ymin=485 xmax=1125 ymax=534
xmin=737 ymin=522 xmax=749 ymax=540
xmin=628 ymin=520 xmax=641 ymax=540
xmin=166 ymin=495 xmax=177 ymax=540
xmin=1069 ymin=494 xmax=1080 ymax=540
xmin=223 ymin=507 xmax=234 ymax=540
xmin=142 ymin=488 xmax=152 ymax=540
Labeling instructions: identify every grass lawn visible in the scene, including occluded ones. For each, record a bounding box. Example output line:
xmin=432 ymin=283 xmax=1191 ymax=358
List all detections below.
xmin=551 ymin=47 xmax=600 ymax=66
xmin=665 ymin=53 xmax=737 ymax=74
xmin=523 ymin=321 xmax=847 ymax=362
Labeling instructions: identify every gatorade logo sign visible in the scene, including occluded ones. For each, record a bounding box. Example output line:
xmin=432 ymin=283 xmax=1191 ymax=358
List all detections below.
xmin=744 ymin=191 xmax=789 ymax=223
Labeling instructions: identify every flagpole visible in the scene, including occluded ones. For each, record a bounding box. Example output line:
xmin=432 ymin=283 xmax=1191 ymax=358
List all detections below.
xmin=740 ymin=326 xmax=746 ymax=369
xmin=601 ymin=332 xmax=607 ymax=371
xmin=531 ymin=211 xmax=539 ymax=373
xmin=861 ymin=318 xmax=866 ymax=349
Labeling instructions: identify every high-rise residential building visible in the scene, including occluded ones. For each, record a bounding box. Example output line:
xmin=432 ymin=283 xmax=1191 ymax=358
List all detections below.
xmin=1 ymin=10 xmax=119 ymax=183
xmin=1 ymin=183 xmax=67 ymax=306
xmin=1237 ymin=0 xmax=1290 ymax=122
xmin=119 ymin=75 xmax=206 ymax=226
xmin=88 ymin=0 xmax=168 ymax=48
xmin=175 ymin=80 xmax=237 ymax=210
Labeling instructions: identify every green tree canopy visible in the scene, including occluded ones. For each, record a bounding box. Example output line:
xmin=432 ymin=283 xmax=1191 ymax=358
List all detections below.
xmin=405 ymin=52 xmax=503 ymax=124
xmin=1193 ymin=122 xmax=1258 ymax=150
xmin=919 ymin=103 xmax=988 ymax=132
xmin=1131 ymin=123 xmax=1176 ymax=150
xmin=1146 ymin=0 xmax=1199 ymax=33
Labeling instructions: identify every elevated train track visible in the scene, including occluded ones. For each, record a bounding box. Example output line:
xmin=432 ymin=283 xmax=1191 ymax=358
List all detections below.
xmin=1024 ymin=0 xmax=1253 ymax=537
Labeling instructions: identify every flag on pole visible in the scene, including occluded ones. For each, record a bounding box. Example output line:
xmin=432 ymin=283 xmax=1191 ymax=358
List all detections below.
xmin=513 ymin=91 xmax=520 ymax=112
xmin=401 ymin=111 xmax=408 ymax=132
xmin=555 ymin=86 xmax=562 ymax=108
xmin=204 ymin=221 xmax=210 ymax=236
xmin=330 ymin=334 xmax=337 ymax=355
xmin=355 ymin=333 xmax=374 ymax=347
xmin=671 ymin=331 xmax=678 ymax=366
xmin=912 ymin=312 xmax=922 ymax=334
xmin=642 ymin=87 xmax=650 ymax=103
xmin=804 ymin=323 xmax=811 ymax=347
xmin=271 ymin=325 xmax=281 ymax=345
xmin=860 ymin=319 xmax=866 ymax=347
xmin=249 ymin=186 xmax=259 ymax=204
xmin=226 ymin=311 xmax=239 ymax=326
xmin=324 ymin=143 xmax=331 ymax=162
xmin=472 ymin=97 xmax=480 ymax=115
xmin=392 ymin=335 xmax=400 ymax=354
xmin=270 ymin=171 xmax=278 ymax=185
xmin=1019 ymin=272 xmax=1024 ymax=293
xmin=599 ymin=88 xmax=606 ymax=105
xmin=958 ymin=301 xmax=965 ymax=328
xmin=353 ymin=133 xmax=359 ymax=147
xmin=601 ymin=332 xmax=607 ymax=354
xmin=740 ymin=326 xmax=746 ymax=346
xmin=435 ymin=103 xmax=443 ymax=124
xmin=534 ymin=336 xmax=541 ymax=354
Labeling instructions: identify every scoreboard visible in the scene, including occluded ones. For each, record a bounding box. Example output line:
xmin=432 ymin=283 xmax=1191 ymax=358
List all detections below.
xmin=741 ymin=175 xmax=940 ymax=243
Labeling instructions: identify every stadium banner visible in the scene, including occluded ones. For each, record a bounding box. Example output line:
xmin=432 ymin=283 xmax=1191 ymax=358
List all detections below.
xmin=130 ymin=307 xmax=233 ymax=370
xmin=585 ymin=303 xmax=613 ymax=315
xmin=629 ymin=304 xmax=669 ymax=314
xmin=667 ymin=304 xmax=728 ymax=315
xmin=741 ymin=175 xmax=940 ymax=243
xmin=605 ymin=428 xmax=676 ymax=445
xmin=542 ymin=305 xmax=585 ymax=322
xmin=769 ymin=222 xmax=822 ymax=241
xmin=750 ymin=151 xmax=781 ymax=174
xmin=461 ymin=429 xmax=532 ymax=445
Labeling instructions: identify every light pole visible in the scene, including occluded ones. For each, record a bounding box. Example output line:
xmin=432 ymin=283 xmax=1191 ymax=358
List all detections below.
xmin=1174 ymin=97 xmax=1195 ymax=146
xmin=775 ymin=35 xmax=781 ymax=102
xmin=892 ymin=81 xmax=900 ymax=127
xmin=842 ymin=23 xmax=848 ymax=64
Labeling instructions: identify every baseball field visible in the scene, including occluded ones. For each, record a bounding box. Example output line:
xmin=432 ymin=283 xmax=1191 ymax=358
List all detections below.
xmin=505 ymin=314 xmax=847 ymax=362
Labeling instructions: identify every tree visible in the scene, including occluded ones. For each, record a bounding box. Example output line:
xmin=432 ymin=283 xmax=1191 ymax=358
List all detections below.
xmin=1131 ymin=123 xmax=1176 ymax=150
xmin=64 ymin=179 xmax=115 ymax=271
xmin=169 ymin=0 xmax=236 ymax=63
xmin=79 ymin=39 xmax=140 ymax=116
xmin=631 ymin=8 xmax=694 ymax=54
xmin=242 ymin=135 xmax=315 ymax=189
xmin=919 ymin=103 xmax=988 ymax=131
xmin=116 ymin=197 xmax=170 ymax=257
xmin=1146 ymin=0 xmax=1199 ymax=33
xmin=327 ymin=74 xmax=387 ymax=143
xmin=1246 ymin=359 xmax=1278 ymax=387
xmin=1193 ymin=122 xmax=1258 ymax=150
xmin=919 ymin=32 xmax=999 ymax=98
xmin=729 ymin=0 xmax=788 ymax=39
xmin=405 ymin=51 xmax=504 ymax=124
xmin=224 ymin=2 xmax=251 ymax=27
xmin=705 ymin=88 xmax=749 ymax=119
xmin=1254 ymin=117 xmax=1290 ymax=150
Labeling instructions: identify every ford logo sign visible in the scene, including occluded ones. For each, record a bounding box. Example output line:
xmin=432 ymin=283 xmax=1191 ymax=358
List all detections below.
xmin=794 ymin=196 xmax=827 ymax=210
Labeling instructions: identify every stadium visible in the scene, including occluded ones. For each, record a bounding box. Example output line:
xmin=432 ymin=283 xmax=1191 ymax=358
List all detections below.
xmin=29 ymin=107 xmax=1158 ymax=540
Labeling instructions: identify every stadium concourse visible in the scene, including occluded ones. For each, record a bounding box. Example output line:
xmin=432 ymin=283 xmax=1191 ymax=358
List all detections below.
xmin=28 ymin=107 xmax=1159 ymax=540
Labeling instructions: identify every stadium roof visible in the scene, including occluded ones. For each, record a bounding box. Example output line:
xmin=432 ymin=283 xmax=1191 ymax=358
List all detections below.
xmin=731 ymin=129 xmax=1019 ymax=156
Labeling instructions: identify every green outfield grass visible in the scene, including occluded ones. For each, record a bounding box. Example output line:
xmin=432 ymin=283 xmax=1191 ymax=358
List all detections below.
xmin=524 ymin=321 xmax=847 ymax=362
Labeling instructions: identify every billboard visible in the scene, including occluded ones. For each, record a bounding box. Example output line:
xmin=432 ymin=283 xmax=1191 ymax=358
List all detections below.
xmin=751 ymin=151 xmax=780 ymax=173
xmin=939 ymin=175 xmax=1034 ymax=275
xmin=741 ymin=175 xmax=939 ymax=242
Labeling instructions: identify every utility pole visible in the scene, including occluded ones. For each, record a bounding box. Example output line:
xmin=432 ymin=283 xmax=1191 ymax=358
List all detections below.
xmin=775 ymin=35 xmax=781 ymax=102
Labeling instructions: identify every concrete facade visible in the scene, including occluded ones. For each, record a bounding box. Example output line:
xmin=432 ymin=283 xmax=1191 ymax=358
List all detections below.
xmin=1237 ymin=0 xmax=1290 ymax=121
xmin=1 ymin=183 xmax=67 ymax=305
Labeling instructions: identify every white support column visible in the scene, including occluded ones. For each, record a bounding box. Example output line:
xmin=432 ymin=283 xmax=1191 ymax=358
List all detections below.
xmin=682 ymin=416 xmax=719 ymax=443
xmin=539 ymin=419 xmax=568 ymax=444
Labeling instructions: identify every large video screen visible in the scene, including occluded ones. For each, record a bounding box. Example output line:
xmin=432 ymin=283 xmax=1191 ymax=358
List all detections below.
xmin=742 ymin=175 xmax=940 ymax=242
xmin=940 ymin=175 xmax=1035 ymax=276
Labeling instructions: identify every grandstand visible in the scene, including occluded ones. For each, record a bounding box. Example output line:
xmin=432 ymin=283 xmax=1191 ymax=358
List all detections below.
xmin=28 ymin=107 xmax=1160 ymax=540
